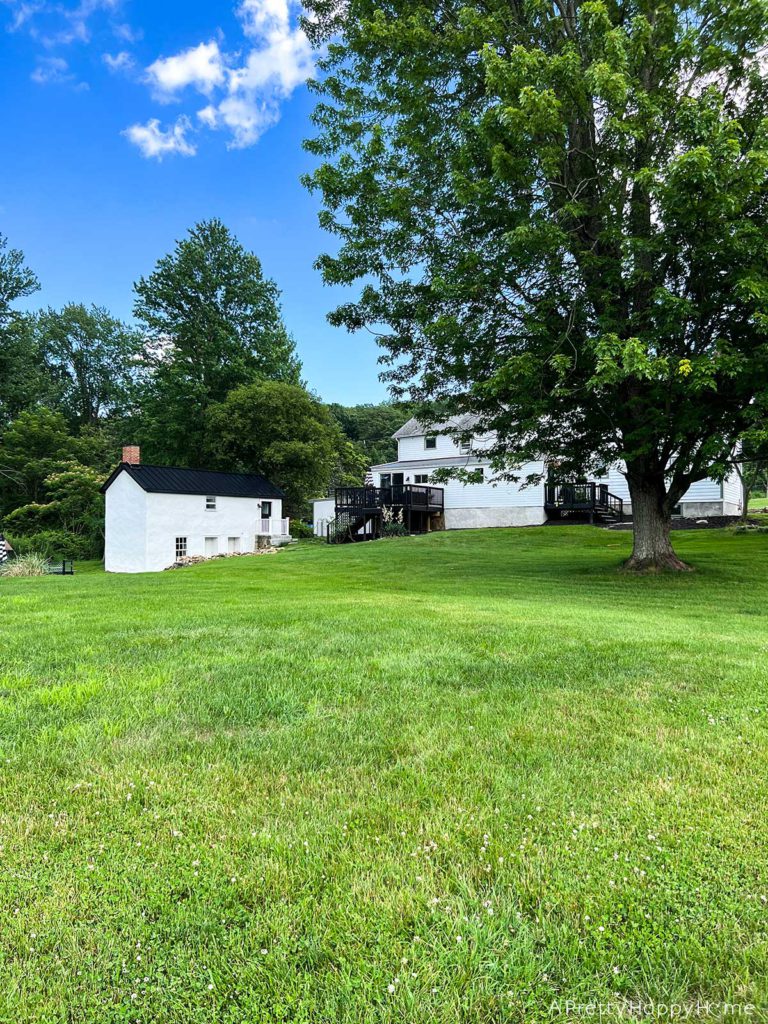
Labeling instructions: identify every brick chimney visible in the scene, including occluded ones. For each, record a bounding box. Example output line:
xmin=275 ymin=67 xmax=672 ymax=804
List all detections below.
xmin=122 ymin=446 xmax=141 ymax=465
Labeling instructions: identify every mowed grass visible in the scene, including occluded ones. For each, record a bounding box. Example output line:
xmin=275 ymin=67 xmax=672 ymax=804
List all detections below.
xmin=1 ymin=528 xmax=767 ymax=1023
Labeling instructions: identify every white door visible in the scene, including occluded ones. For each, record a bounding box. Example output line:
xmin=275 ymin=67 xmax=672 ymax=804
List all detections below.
xmin=205 ymin=537 xmax=218 ymax=557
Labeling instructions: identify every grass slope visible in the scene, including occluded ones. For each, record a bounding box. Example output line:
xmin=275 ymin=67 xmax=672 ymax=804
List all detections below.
xmin=1 ymin=528 xmax=767 ymax=1023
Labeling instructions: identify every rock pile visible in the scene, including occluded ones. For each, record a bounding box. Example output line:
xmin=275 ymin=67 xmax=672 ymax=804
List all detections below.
xmin=165 ymin=549 xmax=280 ymax=571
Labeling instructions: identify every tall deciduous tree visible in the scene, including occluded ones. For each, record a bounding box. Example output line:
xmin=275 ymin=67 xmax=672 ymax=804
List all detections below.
xmin=303 ymin=0 xmax=768 ymax=570
xmin=205 ymin=381 xmax=343 ymax=514
xmin=0 ymin=233 xmax=38 ymax=326
xmin=0 ymin=235 xmax=44 ymax=425
xmin=36 ymin=303 xmax=143 ymax=428
xmin=135 ymin=219 xmax=302 ymax=466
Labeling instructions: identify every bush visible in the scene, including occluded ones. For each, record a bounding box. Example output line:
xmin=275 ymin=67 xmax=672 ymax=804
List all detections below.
xmin=6 ymin=530 xmax=99 ymax=560
xmin=0 ymin=553 xmax=48 ymax=577
xmin=290 ymin=519 xmax=315 ymax=540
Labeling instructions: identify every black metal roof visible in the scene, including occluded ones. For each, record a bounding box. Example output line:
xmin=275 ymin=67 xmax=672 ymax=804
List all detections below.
xmin=101 ymin=463 xmax=285 ymax=499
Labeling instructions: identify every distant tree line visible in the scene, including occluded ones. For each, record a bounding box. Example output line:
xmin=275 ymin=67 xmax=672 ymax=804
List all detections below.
xmin=0 ymin=222 xmax=407 ymax=560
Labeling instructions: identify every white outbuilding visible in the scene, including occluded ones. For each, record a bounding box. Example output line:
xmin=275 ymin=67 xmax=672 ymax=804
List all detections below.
xmin=102 ymin=447 xmax=290 ymax=574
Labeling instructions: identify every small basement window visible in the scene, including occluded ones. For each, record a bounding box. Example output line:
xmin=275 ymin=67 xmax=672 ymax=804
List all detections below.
xmin=175 ymin=537 xmax=187 ymax=559
xmin=206 ymin=496 xmax=217 ymax=510
xmin=424 ymin=435 xmax=437 ymax=450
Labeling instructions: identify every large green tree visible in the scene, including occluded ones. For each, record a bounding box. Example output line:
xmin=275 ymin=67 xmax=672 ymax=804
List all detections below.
xmin=0 ymin=235 xmax=44 ymax=425
xmin=0 ymin=233 xmax=38 ymax=325
xmin=304 ymin=0 xmax=768 ymax=569
xmin=205 ymin=382 xmax=343 ymax=514
xmin=135 ymin=219 xmax=302 ymax=466
xmin=36 ymin=303 xmax=143 ymax=428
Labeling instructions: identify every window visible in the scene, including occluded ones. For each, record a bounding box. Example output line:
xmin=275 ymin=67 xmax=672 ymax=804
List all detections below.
xmin=424 ymin=435 xmax=437 ymax=450
xmin=261 ymin=501 xmax=272 ymax=519
xmin=228 ymin=536 xmax=241 ymax=554
xmin=206 ymin=496 xmax=217 ymax=510
xmin=414 ymin=474 xmax=430 ymax=484
xmin=459 ymin=437 xmax=472 ymax=455
xmin=175 ymin=537 xmax=187 ymax=559
xmin=473 ymin=467 xmax=484 ymax=481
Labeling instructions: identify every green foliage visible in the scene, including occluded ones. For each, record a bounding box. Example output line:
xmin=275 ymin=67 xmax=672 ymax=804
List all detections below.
xmin=328 ymin=402 xmax=415 ymax=467
xmin=0 ymin=233 xmax=38 ymax=327
xmin=6 ymin=530 xmax=96 ymax=560
xmin=0 ymin=408 xmax=75 ymax=509
xmin=205 ymin=381 xmax=343 ymax=514
xmin=0 ymin=552 xmax=47 ymax=577
xmin=304 ymin=0 xmax=768 ymax=566
xmin=0 ymin=315 xmax=50 ymax=427
xmin=135 ymin=219 xmax=302 ymax=466
xmin=1 ymin=528 xmax=768 ymax=1018
xmin=289 ymin=518 xmax=315 ymax=539
xmin=4 ymin=462 xmax=105 ymax=560
xmin=35 ymin=303 xmax=143 ymax=427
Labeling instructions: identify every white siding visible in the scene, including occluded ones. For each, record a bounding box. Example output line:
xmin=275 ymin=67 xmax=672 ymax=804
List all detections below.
xmin=601 ymin=465 xmax=735 ymax=509
xmin=722 ymin=469 xmax=743 ymax=514
xmin=104 ymin=471 xmax=148 ymax=574
xmin=312 ymin=498 xmax=336 ymax=538
xmin=397 ymin=432 xmax=495 ymax=462
xmin=373 ymin=462 xmax=545 ymax=510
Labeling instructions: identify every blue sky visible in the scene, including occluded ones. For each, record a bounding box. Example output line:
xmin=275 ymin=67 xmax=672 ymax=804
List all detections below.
xmin=0 ymin=0 xmax=387 ymax=404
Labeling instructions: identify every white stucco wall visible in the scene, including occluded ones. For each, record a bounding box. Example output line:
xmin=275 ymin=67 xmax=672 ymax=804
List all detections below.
xmin=105 ymin=471 xmax=284 ymax=573
xmin=104 ymin=471 xmax=148 ymax=574
xmin=143 ymin=492 xmax=283 ymax=572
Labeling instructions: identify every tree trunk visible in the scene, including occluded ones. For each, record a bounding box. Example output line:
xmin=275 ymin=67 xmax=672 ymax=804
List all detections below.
xmin=624 ymin=474 xmax=692 ymax=572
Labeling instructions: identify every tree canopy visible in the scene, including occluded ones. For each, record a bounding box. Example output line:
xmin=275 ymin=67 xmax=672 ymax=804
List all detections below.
xmin=205 ymin=381 xmax=344 ymax=514
xmin=135 ymin=219 xmax=302 ymax=466
xmin=304 ymin=0 xmax=768 ymax=568
xmin=36 ymin=303 xmax=143 ymax=428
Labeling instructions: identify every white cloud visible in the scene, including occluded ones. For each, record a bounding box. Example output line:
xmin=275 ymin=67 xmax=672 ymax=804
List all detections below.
xmin=131 ymin=1 xmax=313 ymax=154
xmin=31 ymin=54 xmax=74 ymax=83
xmin=123 ymin=116 xmax=197 ymax=159
xmin=112 ymin=20 xmax=140 ymax=43
xmin=146 ymin=40 xmax=227 ymax=100
xmin=2 ymin=0 xmax=122 ymax=45
xmin=102 ymin=49 xmax=133 ymax=72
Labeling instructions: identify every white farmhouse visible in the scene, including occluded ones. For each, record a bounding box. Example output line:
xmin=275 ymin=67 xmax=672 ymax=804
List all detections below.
xmin=314 ymin=416 xmax=742 ymax=539
xmin=103 ymin=447 xmax=290 ymax=573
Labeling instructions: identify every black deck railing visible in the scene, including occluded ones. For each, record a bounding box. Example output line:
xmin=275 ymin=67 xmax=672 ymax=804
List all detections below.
xmin=545 ymin=482 xmax=624 ymax=519
xmin=334 ymin=485 xmax=444 ymax=512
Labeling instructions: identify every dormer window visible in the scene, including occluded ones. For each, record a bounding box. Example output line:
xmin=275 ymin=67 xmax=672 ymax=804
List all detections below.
xmin=206 ymin=496 xmax=217 ymax=510
xmin=424 ymin=435 xmax=437 ymax=450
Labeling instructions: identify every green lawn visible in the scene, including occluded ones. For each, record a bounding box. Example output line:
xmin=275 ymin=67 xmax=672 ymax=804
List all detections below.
xmin=1 ymin=528 xmax=767 ymax=1023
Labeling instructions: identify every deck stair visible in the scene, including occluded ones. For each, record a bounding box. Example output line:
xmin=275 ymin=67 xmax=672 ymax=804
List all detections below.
xmin=545 ymin=482 xmax=624 ymax=524
xmin=326 ymin=508 xmax=381 ymax=544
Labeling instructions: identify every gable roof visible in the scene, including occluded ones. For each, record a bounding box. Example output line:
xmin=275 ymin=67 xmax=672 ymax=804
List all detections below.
xmin=393 ymin=413 xmax=480 ymax=439
xmin=101 ymin=463 xmax=285 ymax=500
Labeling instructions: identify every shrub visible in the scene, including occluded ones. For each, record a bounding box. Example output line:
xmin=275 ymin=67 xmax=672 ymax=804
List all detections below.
xmin=290 ymin=519 xmax=315 ymax=540
xmin=0 ymin=553 xmax=48 ymax=577
xmin=6 ymin=530 xmax=99 ymax=560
